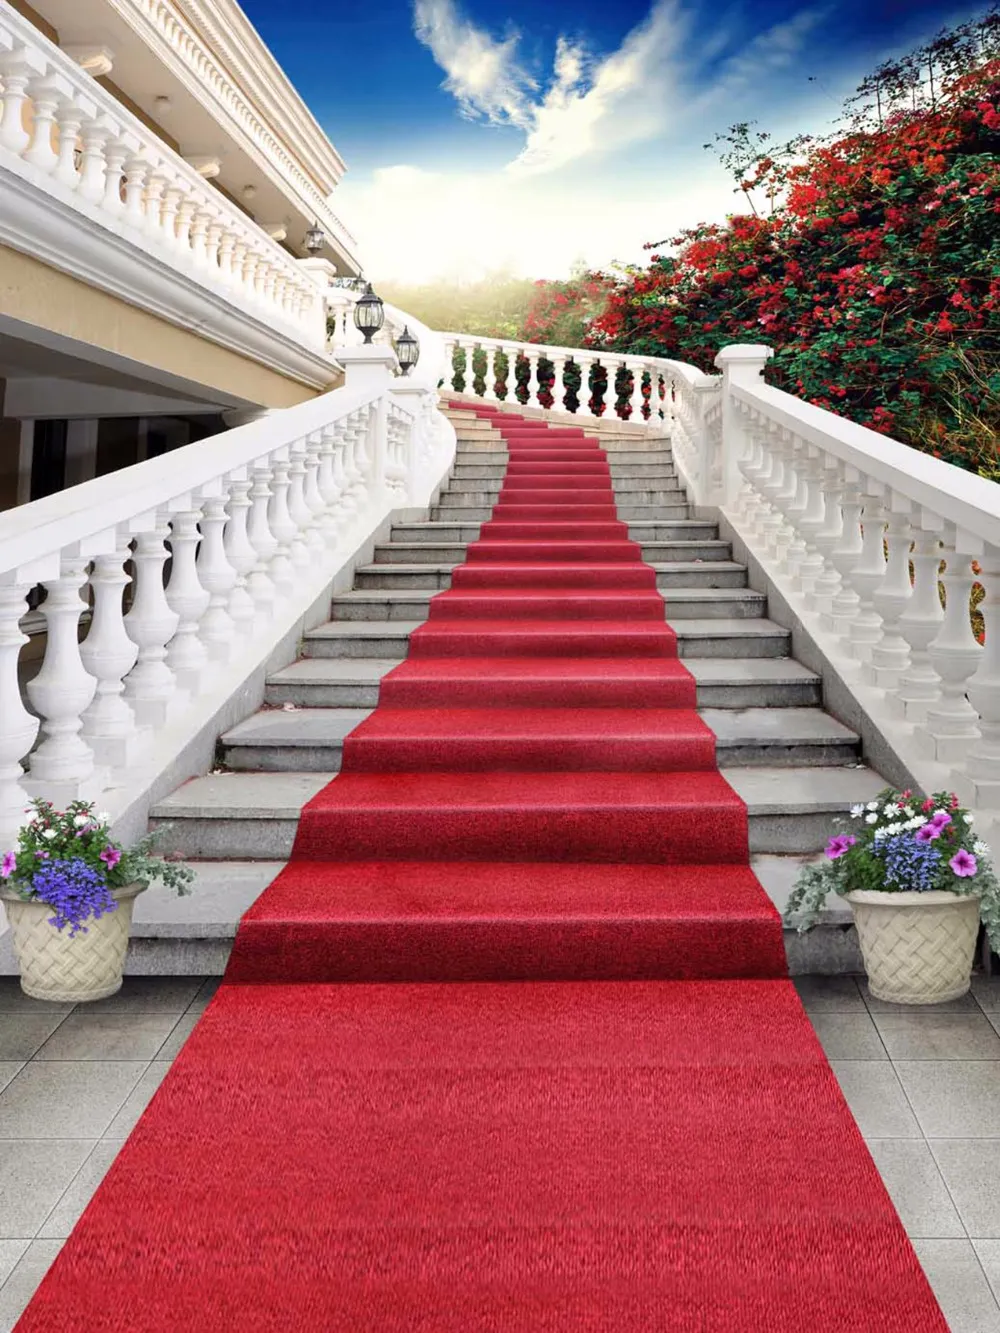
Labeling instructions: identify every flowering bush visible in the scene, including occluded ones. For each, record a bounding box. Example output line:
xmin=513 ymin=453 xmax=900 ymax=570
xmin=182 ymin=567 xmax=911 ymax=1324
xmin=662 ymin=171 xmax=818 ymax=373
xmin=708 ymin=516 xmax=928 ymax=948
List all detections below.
xmin=587 ymin=12 xmax=1000 ymax=474
xmin=519 ymin=271 xmax=616 ymax=349
xmin=784 ymin=788 xmax=1000 ymax=950
xmin=0 ymin=800 xmax=193 ymax=937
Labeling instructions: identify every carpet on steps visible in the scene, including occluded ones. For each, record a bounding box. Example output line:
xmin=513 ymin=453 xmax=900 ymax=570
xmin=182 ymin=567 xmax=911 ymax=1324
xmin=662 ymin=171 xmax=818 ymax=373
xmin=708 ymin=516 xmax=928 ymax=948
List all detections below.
xmin=18 ymin=406 xmax=947 ymax=1331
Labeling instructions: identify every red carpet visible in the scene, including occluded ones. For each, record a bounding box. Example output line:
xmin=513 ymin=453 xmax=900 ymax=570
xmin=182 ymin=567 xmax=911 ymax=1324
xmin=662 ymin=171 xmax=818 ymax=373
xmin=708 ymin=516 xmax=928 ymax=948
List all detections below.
xmin=18 ymin=402 xmax=947 ymax=1330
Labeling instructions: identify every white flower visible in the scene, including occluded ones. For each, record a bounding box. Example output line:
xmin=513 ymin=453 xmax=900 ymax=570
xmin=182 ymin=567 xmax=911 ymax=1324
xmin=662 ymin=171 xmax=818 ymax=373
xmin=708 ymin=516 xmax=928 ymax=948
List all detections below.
xmin=974 ymin=840 xmax=989 ymax=856
xmin=903 ymin=807 xmax=915 ymax=818
xmin=883 ymin=803 xmax=901 ymax=818
xmin=905 ymin=816 xmax=928 ymax=830
xmin=850 ymin=804 xmax=866 ymax=818
xmin=41 ymin=829 xmax=57 ymax=841
xmin=873 ymin=827 xmax=888 ymax=840
xmin=885 ymin=822 xmax=903 ymax=837
xmin=964 ymin=813 xmax=974 ymax=825
xmin=73 ymin=814 xmax=89 ymax=828
xmin=866 ymin=812 xmax=879 ymax=824
xmin=867 ymin=801 xmax=879 ymax=811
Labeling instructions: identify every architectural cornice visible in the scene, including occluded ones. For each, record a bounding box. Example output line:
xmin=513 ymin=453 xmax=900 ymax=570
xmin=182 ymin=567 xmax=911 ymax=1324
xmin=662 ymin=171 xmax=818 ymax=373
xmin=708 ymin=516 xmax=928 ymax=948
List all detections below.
xmin=106 ymin=0 xmax=358 ymax=262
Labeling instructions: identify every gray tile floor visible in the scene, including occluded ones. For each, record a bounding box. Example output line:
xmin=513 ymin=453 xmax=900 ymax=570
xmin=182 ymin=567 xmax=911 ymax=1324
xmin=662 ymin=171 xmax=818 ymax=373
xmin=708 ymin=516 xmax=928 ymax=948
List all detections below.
xmin=2 ymin=974 xmax=1000 ymax=1331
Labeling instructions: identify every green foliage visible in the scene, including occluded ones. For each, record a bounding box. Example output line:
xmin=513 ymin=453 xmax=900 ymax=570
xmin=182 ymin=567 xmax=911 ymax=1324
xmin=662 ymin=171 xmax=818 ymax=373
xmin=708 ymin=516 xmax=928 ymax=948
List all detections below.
xmin=589 ymin=7 xmax=1000 ymax=477
xmin=377 ymin=271 xmax=540 ymax=340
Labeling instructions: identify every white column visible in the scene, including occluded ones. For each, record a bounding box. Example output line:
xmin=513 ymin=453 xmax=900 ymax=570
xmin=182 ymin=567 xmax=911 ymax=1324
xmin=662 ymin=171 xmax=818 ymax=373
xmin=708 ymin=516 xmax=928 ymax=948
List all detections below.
xmin=23 ymin=76 xmax=61 ymax=174
xmin=0 ymin=57 xmax=33 ymax=156
xmin=0 ymin=582 xmax=39 ymax=845
xmin=79 ymin=539 xmax=142 ymax=766
xmin=77 ymin=118 xmax=110 ymax=203
xmin=265 ymin=454 xmax=297 ymax=591
xmin=101 ymin=134 xmax=129 ymax=216
xmin=713 ymin=345 xmax=774 ymax=508
xmin=914 ymin=529 xmax=983 ymax=762
xmin=810 ymin=453 xmax=845 ymax=618
xmin=828 ymin=478 xmax=865 ymax=638
xmin=123 ymin=519 xmax=180 ymax=728
xmin=285 ymin=442 xmax=315 ymax=566
xmin=25 ymin=555 xmax=98 ymax=799
xmin=53 ymin=95 xmax=89 ymax=190
xmin=628 ymin=363 xmax=645 ymax=422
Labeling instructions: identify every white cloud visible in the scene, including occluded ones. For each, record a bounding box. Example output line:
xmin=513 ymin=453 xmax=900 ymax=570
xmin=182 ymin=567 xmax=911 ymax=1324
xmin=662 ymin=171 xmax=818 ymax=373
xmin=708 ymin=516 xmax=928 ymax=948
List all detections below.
xmin=337 ymin=1 xmax=832 ymax=284
xmin=413 ymin=0 xmax=535 ymax=128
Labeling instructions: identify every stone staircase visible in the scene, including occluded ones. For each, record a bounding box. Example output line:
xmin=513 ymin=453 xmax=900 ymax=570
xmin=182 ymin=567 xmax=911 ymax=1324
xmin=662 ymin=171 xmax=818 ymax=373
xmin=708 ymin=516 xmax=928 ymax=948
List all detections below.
xmin=135 ymin=405 xmax=887 ymax=973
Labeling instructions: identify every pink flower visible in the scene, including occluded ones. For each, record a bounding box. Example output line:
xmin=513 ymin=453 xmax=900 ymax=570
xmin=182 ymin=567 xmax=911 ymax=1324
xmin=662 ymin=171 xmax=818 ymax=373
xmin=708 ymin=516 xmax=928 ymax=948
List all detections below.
xmin=100 ymin=847 xmax=122 ymax=869
xmin=916 ymin=824 xmax=941 ymax=843
xmin=826 ymin=834 xmax=857 ymax=859
xmin=950 ymin=850 xmax=978 ymax=878
xmin=0 ymin=851 xmax=15 ymax=879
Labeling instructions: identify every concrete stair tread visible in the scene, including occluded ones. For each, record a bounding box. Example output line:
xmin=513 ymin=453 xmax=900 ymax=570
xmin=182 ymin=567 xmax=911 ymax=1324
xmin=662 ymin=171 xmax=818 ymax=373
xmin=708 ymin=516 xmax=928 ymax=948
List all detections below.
xmin=268 ymin=659 xmax=399 ymax=686
xmin=330 ymin=588 xmax=763 ymax=607
xmin=151 ymin=764 xmax=882 ymax=821
xmin=305 ymin=617 xmax=789 ymax=639
xmin=701 ymin=708 xmax=858 ymax=747
xmin=221 ymin=708 xmax=373 ymax=747
xmin=354 ymin=561 xmax=747 ymax=577
xmin=685 ymin=658 xmax=817 ymax=684
xmin=307 ymin=620 xmax=425 ymax=639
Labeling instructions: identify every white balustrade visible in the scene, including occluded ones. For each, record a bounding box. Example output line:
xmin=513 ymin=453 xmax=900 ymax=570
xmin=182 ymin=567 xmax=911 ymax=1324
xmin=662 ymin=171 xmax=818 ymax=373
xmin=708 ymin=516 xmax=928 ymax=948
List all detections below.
xmin=0 ymin=3 xmax=325 ymax=350
xmin=0 ymin=343 xmax=455 ymax=843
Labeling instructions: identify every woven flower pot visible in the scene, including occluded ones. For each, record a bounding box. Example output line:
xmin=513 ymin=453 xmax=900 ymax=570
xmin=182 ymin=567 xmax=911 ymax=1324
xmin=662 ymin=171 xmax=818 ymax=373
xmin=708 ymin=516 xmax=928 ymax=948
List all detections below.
xmin=0 ymin=883 xmax=145 ymax=1003
xmin=846 ymin=889 xmax=980 ymax=1005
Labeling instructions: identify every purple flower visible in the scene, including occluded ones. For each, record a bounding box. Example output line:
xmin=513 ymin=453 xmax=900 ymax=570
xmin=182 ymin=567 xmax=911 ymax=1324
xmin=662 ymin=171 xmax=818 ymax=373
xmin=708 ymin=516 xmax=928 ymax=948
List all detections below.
xmin=29 ymin=858 xmax=117 ymax=936
xmin=915 ymin=823 xmax=942 ymax=843
xmin=950 ymin=850 xmax=978 ymax=878
xmin=0 ymin=851 xmax=15 ymax=879
xmin=100 ymin=847 xmax=122 ymax=869
xmin=826 ymin=834 xmax=857 ymax=859
xmin=929 ymin=811 xmax=952 ymax=831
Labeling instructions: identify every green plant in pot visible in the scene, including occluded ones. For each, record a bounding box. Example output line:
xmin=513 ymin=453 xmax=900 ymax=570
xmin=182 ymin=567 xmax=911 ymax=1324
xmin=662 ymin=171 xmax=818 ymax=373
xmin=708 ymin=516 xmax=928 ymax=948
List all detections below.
xmin=784 ymin=788 xmax=999 ymax=1004
xmin=0 ymin=799 xmax=193 ymax=1003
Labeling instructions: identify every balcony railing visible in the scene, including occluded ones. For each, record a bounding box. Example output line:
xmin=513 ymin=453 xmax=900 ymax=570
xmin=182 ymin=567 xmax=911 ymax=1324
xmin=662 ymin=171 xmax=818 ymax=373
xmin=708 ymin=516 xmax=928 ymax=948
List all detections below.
xmin=0 ymin=0 xmax=327 ymax=363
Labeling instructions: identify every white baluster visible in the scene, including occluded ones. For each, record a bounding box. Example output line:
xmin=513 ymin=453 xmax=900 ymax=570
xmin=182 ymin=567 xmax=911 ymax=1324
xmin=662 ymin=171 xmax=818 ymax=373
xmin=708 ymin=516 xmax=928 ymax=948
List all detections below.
xmin=285 ymin=441 xmax=315 ymax=566
xmin=223 ymin=477 xmax=258 ymax=633
xmin=122 ymin=154 xmax=149 ymax=230
xmin=79 ymin=540 xmax=142 ymax=766
xmin=914 ymin=530 xmax=983 ymax=762
xmin=176 ymin=198 xmax=197 ymax=258
xmin=888 ymin=522 xmax=944 ymax=722
xmin=194 ymin=493 xmax=237 ymax=660
xmin=575 ymin=356 xmax=593 ymax=418
xmin=548 ymin=356 xmax=566 ymax=413
xmin=189 ymin=208 xmax=210 ymax=267
xmin=25 ymin=556 xmax=97 ymax=797
xmin=53 ymin=95 xmax=88 ymax=190
xmin=77 ymin=117 xmax=110 ymax=203
xmin=736 ymin=420 xmax=768 ymax=530
xmin=0 ymin=55 xmax=33 ymax=156
xmin=846 ymin=489 xmax=886 ymax=662
xmin=758 ymin=429 xmax=792 ymax=559
xmin=266 ymin=454 xmax=298 ymax=591
xmin=792 ymin=446 xmax=827 ymax=594
xmin=123 ymin=520 xmax=180 ymax=728
xmin=628 ymin=362 xmax=644 ymax=423
xmin=101 ymin=133 xmax=129 ymax=216
xmin=246 ymin=464 xmax=279 ymax=608
xmin=23 ymin=75 xmax=60 ymax=173
xmin=205 ymin=217 xmax=224 ymax=272
xmin=315 ymin=424 xmax=342 ymax=544
xmin=780 ymin=439 xmax=811 ymax=583
xmin=301 ymin=436 xmax=328 ymax=553
xmin=525 ymin=351 xmax=541 ymax=410
xmin=163 ymin=509 xmax=209 ymax=692
xmin=811 ymin=454 xmax=845 ymax=619
xmin=217 ymin=229 xmax=237 ymax=285
xmin=0 ymin=582 xmax=39 ymax=845
xmin=866 ymin=501 xmax=913 ymax=690
xmin=143 ymin=169 xmax=167 ymax=242
xmin=960 ymin=545 xmax=1000 ymax=810
xmin=828 ymin=481 xmax=865 ymax=639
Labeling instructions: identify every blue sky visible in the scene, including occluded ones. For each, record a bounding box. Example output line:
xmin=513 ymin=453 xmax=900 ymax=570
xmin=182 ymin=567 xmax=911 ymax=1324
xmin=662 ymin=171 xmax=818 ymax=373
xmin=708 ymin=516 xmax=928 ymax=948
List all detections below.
xmin=241 ymin=0 xmax=986 ymax=282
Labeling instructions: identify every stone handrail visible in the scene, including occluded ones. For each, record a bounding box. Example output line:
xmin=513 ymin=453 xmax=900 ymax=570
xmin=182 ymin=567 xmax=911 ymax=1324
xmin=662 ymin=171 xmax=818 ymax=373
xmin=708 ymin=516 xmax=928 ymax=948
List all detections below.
xmin=0 ymin=367 xmax=456 ymax=844
xmin=0 ymin=0 xmax=326 ymax=353
xmin=710 ymin=344 xmax=1000 ymax=838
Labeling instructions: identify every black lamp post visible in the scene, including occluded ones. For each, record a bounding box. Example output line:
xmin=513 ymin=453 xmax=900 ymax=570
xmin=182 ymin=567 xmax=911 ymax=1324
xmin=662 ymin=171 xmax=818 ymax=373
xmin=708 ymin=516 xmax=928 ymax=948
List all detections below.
xmin=353 ymin=282 xmax=385 ymax=344
xmin=304 ymin=221 xmax=325 ymax=254
xmin=395 ymin=326 xmax=419 ymax=376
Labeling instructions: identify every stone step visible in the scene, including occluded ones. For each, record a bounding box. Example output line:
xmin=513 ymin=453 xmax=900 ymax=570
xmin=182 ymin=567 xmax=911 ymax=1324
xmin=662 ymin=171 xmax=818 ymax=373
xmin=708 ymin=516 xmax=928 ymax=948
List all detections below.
xmin=352 ymin=561 xmax=749 ymax=591
xmin=265 ymin=656 xmax=822 ymax=711
xmin=454 ymin=452 xmax=677 ymax=471
xmin=4 ymin=852 xmax=856 ymax=978
xmin=217 ymin=705 xmax=859 ymax=774
xmin=455 ymin=437 xmax=673 ymax=454
xmin=442 ymin=479 xmax=686 ymax=498
xmin=429 ymin=503 xmax=692 ymax=522
xmin=302 ymin=617 xmax=791 ymax=660
xmin=389 ymin=520 xmax=721 ymax=544
xmin=148 ymin=764 xmax=884 ymax=860
xmin=328 ymin=587 xmax=766 ymax=622
xmin=452 ymin=463 xmax=678 ymax=480
xmin=374 ymin=540 xmax=732 ymax=565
